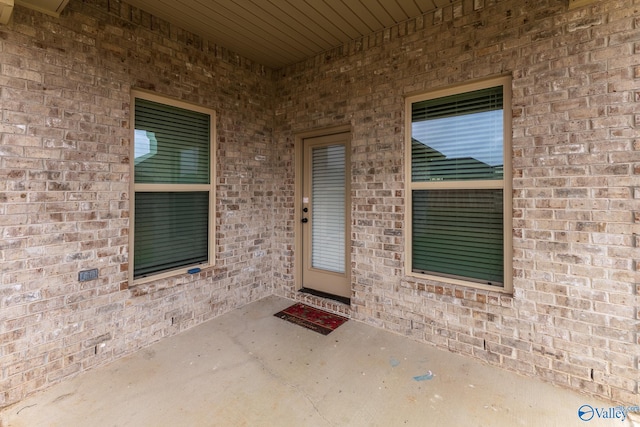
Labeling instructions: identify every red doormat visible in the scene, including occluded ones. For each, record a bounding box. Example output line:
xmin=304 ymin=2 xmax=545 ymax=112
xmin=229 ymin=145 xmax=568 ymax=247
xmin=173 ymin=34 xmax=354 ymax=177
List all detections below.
xmin=274 ymin=303 xmax=348 ymax=335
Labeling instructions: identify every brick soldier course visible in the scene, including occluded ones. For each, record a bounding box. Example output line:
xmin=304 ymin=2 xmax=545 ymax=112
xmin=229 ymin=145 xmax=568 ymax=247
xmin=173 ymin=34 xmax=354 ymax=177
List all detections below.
xmin=1 ymin=0 xmax=639 ymax=408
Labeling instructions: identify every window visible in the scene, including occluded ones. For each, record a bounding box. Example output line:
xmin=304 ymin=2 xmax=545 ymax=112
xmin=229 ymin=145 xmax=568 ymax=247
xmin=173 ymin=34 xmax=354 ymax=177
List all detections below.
xmin=131 ymin=91 xmax=216 ymax=283
xmin=406 ymin=76 xmax=512 ymax=292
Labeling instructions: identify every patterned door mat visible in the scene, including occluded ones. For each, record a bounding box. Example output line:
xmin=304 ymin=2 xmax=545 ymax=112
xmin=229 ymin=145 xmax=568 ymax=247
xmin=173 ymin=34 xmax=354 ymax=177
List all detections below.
xmin=274 ymin=303 xmax=348 ymax=335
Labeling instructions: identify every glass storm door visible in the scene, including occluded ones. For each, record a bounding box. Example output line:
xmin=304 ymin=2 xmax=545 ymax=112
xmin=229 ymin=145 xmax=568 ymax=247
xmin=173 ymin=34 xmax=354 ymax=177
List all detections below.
xmin=301 ymin=133 xmax=350 ymax=299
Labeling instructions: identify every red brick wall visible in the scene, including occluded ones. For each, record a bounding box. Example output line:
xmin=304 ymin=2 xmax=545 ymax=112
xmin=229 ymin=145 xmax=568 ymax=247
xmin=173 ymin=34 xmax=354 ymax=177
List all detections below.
xmin=0 ymin=0 xmax=275 ymax=407
xmin=274 ymin=0 xmax=639 ymax=404
xmin=1 ymin=0 xmax=638 ymax=409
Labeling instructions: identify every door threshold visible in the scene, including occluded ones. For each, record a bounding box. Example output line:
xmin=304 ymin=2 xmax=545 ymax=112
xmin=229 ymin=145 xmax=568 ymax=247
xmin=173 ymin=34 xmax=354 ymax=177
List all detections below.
xmin=299 ymin=288 xmax=350 ymax=306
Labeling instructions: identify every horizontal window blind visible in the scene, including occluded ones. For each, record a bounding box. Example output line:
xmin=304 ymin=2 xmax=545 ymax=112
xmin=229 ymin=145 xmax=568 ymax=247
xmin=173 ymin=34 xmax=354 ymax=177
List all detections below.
xmin=412 ymin=86 xmax=503 ymax=182
xmin=311 ymin=144 xmax=345 ymax=273
xmin=134 ymin=192 xmax=209 ymax=278
xmin=135 ymin=98 xmax=210 ymax=184
xmin=412 ymin=86 xmax=503 ymax=121
xmin=412 ymin=189 xmax=503 ymax=285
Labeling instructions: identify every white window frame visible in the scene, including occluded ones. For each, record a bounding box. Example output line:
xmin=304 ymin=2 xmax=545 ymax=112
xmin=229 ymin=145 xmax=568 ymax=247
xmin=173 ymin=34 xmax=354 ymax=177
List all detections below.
xmin=129 ymin=90 xmax=216 ymax=285
xmin=404 ymin=75 xmax=513 ymax=293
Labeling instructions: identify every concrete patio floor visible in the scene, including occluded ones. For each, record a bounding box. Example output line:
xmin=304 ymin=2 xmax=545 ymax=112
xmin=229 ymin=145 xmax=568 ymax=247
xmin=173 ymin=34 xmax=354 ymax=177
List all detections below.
xmin=1 ymin=296 xmax=636 ymax=427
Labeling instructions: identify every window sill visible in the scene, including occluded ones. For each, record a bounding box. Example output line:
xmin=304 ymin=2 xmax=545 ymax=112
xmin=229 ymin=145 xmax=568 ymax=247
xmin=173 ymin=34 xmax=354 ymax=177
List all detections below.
xmin=132 ymin=262 xmax=212 ymax=287
xmin=406 ymin=271 xmax=512 ymax=294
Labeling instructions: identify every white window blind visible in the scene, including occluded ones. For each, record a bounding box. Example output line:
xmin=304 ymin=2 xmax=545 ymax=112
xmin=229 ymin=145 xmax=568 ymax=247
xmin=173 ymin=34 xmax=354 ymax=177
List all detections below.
xmin=311 ymin=144 xmax=345 ymax=273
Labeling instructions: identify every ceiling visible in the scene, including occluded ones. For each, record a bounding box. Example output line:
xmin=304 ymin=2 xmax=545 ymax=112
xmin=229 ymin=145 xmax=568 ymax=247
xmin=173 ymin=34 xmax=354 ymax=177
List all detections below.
xmin=123 ymin=0 xmax=454 ymax=69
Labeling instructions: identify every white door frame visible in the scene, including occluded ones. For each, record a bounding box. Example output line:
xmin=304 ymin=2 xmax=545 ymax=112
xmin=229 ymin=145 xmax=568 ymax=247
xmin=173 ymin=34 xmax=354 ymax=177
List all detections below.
xmin=294 ymin=125 xmax=351 ymax=298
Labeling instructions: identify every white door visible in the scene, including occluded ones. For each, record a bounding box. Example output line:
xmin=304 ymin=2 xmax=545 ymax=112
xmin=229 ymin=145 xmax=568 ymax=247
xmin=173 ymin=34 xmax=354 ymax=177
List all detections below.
xmin=301 ymin=133 xmax=350 ymax=299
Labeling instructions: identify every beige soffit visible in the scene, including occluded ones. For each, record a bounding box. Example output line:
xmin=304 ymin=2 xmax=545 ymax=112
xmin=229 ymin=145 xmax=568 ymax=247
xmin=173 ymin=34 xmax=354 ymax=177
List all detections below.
xmin=568 ymin=0 xmax=597 ymax=9
xmin=16 ymin=0 xmax=69 ymax=17
xmin=0 ymin=0 xmax=13 ymax=25
xmin=124 ymin=0 xmax=454 ymax=69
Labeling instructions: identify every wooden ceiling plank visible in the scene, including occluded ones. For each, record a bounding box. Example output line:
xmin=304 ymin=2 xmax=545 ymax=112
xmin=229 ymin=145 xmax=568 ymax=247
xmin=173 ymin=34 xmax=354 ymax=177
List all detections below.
xmin=247 ymin=0 xmax=334 ymax=50
xmin=128 ymin=0 xmax=299 ymax=67
xmin=218 ymin=0 xmax=321 ymax=57
xmin=380 ymin=0 xmax=410 ymax=22
xmin=394 ymin=0 xmax=421 ymax=17
xmin=276 ymin=0 xmax=344 ymax=46
xmin=414 ymin=0 xmax=438 ymax=14
xmin=306 ymin=0 xmax=361 ymax=40
xmin=334 ymin=0 xmax=382 ymax=32
xmin=189 ymin=0 xmax=305 ymax=62
xmin=356 ymin=0 xmax=395 ymax=27
xmin=116 ymin=0 xmax=445 ymax=68
xmin=322 ymin=0 xmax=372 ymax=36
xmin=432 ymin=0 xmax=454 ymax=9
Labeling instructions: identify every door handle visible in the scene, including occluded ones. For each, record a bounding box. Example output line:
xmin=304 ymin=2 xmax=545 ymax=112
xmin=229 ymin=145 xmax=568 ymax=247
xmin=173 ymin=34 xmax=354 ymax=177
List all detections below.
xmin=301 ymin=218 xmax=309 ymax=223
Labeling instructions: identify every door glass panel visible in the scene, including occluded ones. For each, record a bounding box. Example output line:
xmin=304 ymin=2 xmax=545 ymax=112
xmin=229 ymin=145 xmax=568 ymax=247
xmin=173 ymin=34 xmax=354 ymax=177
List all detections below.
xmin=311 ymin=144 xmax=345 ymax=273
